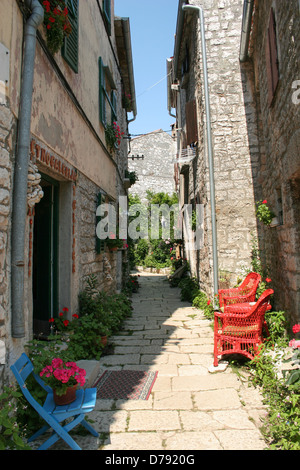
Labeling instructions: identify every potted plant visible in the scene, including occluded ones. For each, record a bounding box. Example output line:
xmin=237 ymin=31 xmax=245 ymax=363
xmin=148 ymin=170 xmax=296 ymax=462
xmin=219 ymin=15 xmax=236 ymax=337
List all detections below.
xmin=256 ymin=199 xmax=276 ymax=226
xmin=40 ymin=0 xmax=72 ymax=55
xmin=105 ymin=122 xmax=123 ymax=152
xmin=39 ymin=358 xmax=86 ymax=405
xmin=124 ymin=170 xmax=138 ymax=188
xmin=106 ymin=231 xmax=124 ymax=251
xmin=122 ymin=92 xmax=132 ymax=111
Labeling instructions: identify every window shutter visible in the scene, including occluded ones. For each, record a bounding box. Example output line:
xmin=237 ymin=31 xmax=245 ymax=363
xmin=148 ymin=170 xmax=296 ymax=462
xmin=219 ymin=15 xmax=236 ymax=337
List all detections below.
xmin=99 ymin=57 xmax=106 ymax=125
xmin=266 ymin=9 xmax=279 ymax=105
xmin=62 ymin=0 xmax=79 ymax=73
xmin=186 ymin=100 xmax=198 ymax=145
xmin=111 ymin=90 xmax=117 ymax=123
xmin=96 ymin=192 xmax=105 ymax=254
xmin=103 ymin=0 xmax=111 ymax=35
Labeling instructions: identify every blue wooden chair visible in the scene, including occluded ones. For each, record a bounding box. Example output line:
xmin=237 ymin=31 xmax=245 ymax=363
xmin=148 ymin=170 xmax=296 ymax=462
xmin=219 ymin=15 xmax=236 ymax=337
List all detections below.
xmin=10 ymin=353 xmax=99 ymax=450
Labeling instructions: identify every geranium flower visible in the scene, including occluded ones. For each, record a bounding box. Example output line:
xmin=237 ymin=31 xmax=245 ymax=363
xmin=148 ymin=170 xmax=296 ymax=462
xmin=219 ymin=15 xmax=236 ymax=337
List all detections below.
xmin=292 ymin=324 xmax=300 ymax=334
xmin=265 ymin=278 xmax=272 ymax=283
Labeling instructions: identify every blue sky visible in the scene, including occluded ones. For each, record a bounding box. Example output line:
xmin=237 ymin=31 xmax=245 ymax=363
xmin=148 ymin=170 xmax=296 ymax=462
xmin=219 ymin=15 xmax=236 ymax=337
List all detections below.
xmin=114 ymin=0 xmax=178 ymax=137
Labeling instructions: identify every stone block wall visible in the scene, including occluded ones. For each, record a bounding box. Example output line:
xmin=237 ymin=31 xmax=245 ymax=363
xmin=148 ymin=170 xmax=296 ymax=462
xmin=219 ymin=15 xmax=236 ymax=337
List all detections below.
xmin=128 ymin=130 xmax=176 ymax=202
xmin=180 ymin=0 xmax=258 ymax=296
xmin=244 ymin=0 xmax=300 ymax=322
xmin=0 ymin=93 xmax=16 ymax=363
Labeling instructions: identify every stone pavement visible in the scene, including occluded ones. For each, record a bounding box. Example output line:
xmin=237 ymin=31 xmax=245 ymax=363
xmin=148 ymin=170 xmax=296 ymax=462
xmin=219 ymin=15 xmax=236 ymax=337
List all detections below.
xmin=85 ymin=272 xmax=268 ymax=451
xmin=30 ymin=272 xmax=268 ymax=451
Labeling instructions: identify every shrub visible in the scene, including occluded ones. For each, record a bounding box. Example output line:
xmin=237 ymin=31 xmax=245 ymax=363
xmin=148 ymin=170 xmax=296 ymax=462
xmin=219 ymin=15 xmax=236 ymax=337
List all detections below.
xmin=0 ymin=386 xmax=30 ymax=450
xmin=178 ymin=277 xmax=200 ymax=303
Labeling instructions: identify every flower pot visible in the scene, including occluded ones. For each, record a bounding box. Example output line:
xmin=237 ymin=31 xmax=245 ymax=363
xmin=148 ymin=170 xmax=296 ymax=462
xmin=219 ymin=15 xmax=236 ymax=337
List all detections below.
xmin=109 ymin=246 xmax=118 ymax=252
xmin=100 ymin=335 xmax=108 ymax=347
xmin=53 ymin=385 xmax=78 ymax=406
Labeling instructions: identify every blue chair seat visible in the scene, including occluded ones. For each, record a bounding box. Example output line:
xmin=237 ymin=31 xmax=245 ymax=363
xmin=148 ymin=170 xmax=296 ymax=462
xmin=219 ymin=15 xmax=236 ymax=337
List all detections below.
xmin=11 ymin=353 xmax=99 ymax=450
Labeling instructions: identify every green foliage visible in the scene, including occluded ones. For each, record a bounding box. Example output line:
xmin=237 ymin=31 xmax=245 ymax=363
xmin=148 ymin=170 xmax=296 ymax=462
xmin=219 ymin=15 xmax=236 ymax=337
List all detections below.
xmin=0 ymin=386 xmax=30 ymax=450
xmin=40 ymin=0 xmax=72 ymax=55
xmin=129 ymin=191 xmax=181 ymax=270
xmin=256 ymin=200 xmax=275 ymax=226
xmin=265 ymin=310 xmax=288 ymax=347
xmin=125 ymin=170 xmax=138 ymax=185
xmin=250 ymin=348 xmax=300 ymax=450
xmin=66 ymin=280 xmax=132 ymax=360
xmin=178 ymin=277 xmax=200 ymax=303
xmin=192 ymin=291 xmax=215 ymax=320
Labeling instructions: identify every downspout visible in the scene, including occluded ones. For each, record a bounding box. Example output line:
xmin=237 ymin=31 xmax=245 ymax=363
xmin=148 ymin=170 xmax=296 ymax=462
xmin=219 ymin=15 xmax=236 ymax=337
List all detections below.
xmin=11 ymin=0 xmax=44 ymax=338
xmin=167 ymin=58 xmax=176 ymax=118
xmin=182 ymin=4 xmax=219 ymax=300
xmin=121 ymin=18 xmax=137 ymax=123
xmin=239 ymin=0 xmax=255 ymax=62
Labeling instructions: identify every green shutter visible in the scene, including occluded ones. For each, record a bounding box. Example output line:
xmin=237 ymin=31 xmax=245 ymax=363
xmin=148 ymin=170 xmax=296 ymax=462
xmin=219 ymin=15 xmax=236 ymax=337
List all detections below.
xmin=103 ymin=0 xmax=111 ymax=35
xmin=99 ymin=57 xmax=106 ymax=125
xmin=96 ymin=192 xmax=105 ymax=254
xmin=111 ymin=90 xmax=117 ymax=123
xmin=62 ymin=0 xmax=79 ymax=73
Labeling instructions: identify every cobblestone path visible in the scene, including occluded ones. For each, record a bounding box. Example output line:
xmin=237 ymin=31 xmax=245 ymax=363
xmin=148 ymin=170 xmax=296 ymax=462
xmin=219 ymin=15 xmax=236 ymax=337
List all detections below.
xmin=91 ymin=272 xmax=267 ymax=451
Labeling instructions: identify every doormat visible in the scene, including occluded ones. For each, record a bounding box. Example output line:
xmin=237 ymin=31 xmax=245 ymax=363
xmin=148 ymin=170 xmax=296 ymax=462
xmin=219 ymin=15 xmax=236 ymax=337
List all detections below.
xmin=94 ymin=370 xmax=158 ymax=400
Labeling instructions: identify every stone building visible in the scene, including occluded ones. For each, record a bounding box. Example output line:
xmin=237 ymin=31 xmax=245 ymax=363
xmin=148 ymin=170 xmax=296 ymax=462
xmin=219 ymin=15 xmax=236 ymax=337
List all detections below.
xmin=128 ymin=129 xmax=176 ymax=202
xmin=240 ymin=0 xmax=300 ymax=324
xmin=167 ymin=0 xmax=258 ymax=300
xmin=0 ymin=0 xmax=136 ymax=378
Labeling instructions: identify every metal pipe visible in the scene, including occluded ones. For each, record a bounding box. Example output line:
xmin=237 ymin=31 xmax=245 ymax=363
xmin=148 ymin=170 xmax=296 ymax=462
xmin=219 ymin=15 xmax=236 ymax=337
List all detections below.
xmin=182 ymin=3 xmax=219 ymax=299
xmin=239 ymin=0 xmax=255 ymax=62
xmin=11 ymin=0 xmax=44 ymax=338
xmin=121 ymin=18 xmax=137 ymax=123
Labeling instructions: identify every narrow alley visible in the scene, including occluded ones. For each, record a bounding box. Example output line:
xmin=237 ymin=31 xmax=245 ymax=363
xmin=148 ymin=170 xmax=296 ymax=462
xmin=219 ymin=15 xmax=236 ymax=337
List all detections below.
xmin=82 ymin=272 xmax=268 ymax=451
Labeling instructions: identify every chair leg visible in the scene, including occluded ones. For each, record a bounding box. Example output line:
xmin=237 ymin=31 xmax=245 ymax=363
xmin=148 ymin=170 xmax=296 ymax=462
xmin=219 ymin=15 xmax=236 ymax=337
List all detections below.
xmin=28 ymin=424 xmax=50 ymax=443
xmin=37 ymin=414 xmax=86 ymax=450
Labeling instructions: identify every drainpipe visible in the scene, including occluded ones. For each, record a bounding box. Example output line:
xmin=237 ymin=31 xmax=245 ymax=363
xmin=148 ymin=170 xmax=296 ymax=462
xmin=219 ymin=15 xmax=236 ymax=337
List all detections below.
xmin=182 ymin=3 xmax=219 ymax=300
xmin=167 ymin=58 xmax=176 ymax=118
xmin=11 ymin=0 xmax=44 ymax=338
xmin=239 ymin=0 xmax=255 ymax=62
xmin=121 ymin=18 xmax=137 ymax=123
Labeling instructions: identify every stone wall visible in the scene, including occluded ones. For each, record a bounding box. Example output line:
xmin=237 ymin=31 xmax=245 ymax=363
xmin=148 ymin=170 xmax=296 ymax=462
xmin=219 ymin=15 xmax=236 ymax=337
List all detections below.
xmin=177 ymin=0 xmax=258 ymax=297
xmin=0 ymin=91 xmax=16 ymax=366
xmin=128 ymin=130 xmax=176 ymax=202
xmin=244 ymin=0 xmax=300 ymax=323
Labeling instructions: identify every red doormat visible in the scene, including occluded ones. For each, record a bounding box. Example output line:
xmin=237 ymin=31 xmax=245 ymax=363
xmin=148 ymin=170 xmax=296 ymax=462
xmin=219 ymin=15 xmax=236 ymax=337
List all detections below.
xmin=94 ymin=370 xmax=158 ymax=400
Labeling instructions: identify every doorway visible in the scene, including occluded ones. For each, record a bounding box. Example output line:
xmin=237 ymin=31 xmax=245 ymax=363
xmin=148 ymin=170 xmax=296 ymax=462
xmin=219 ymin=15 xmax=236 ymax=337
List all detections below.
xmin=32 ymin=175 xmax=59 ymax=336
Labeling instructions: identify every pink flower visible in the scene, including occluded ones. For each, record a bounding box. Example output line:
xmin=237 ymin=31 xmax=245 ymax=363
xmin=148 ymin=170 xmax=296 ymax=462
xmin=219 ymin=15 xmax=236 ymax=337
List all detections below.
xmin=207 ymin=300 xmax=211 ymax=305
xmin=262 ymin=200 xmax=267 ymax=204
xmin=52 ymin=358 xmax=64 ymax=368
xmin=265 ymin=278 xmax=272 ymax=283
xmin=289 ymin=339 xmax=300 ymax=349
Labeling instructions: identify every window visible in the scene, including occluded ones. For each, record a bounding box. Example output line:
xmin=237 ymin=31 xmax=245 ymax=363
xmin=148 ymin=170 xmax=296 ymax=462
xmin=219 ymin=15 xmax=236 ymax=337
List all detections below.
xmin=99 ymin=57 xmax=117 ymax=126
xmin=186 ymin=100 xmax=198 ymax=146
xmin=103 ymin=0 xmax=111 ymax=35
xmin=62 ymin=0 xmax=79 ymax=73
xmin=265 ymin=8 xmax=279 ymax=106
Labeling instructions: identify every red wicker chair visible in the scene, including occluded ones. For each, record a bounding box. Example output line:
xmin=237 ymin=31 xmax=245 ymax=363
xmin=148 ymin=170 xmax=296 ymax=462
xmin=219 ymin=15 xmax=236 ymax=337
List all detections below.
xmin=223 ymin=300 xmax=271 ymax=337
xmin=214 ymin=289 xmax=274 ymax=367
xmin=218 ymin=272 xmax=261 ymax=310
